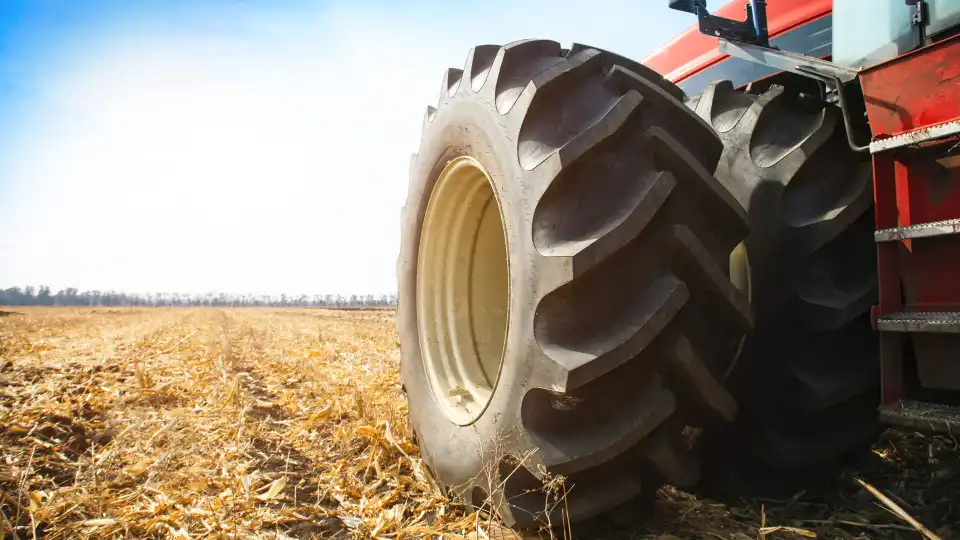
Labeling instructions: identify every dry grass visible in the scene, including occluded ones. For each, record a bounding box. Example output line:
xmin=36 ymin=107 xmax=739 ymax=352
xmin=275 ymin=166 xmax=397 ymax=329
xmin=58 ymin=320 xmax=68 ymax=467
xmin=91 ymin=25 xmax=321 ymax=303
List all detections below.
xmin=0 ymin=307 xmax=957 ymax=539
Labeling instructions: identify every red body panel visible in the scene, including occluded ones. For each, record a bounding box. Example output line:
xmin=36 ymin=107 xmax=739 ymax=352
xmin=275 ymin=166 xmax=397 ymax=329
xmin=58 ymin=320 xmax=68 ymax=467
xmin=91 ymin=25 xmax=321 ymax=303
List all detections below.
xmin=860 ymin=34 xmax=960 ymax=137
xmin=863 ymin=34 xmax=960 ymax=400
xmin=643 ymin=0 xmax=832 ymax=83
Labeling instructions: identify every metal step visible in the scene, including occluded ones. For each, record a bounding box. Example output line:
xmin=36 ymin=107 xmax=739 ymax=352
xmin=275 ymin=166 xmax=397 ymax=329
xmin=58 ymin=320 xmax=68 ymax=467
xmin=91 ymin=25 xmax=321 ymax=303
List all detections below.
xmin=869 ymin=118 xmax=960 ymax=153
xmin=876 ymin=311 xmax=960 ymax=333
xmin=880 ymin=399 xmax=960 ymax=434
xmin=875 ymin=218 xmax=960 ymax=242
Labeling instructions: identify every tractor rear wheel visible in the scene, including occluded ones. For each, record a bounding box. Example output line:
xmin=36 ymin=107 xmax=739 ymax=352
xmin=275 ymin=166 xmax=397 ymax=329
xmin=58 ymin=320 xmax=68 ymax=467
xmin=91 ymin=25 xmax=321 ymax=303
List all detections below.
xmin=398 ymin=41 xmax=753 ymax=528
xmin=687 ymin=81 xmax=880 ymax=496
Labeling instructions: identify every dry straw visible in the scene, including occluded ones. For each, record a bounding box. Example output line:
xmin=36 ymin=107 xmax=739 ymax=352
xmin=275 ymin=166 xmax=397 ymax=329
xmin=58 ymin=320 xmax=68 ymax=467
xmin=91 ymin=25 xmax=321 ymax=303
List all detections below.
xmin=0 ymin=307 xmax=957 ymax=539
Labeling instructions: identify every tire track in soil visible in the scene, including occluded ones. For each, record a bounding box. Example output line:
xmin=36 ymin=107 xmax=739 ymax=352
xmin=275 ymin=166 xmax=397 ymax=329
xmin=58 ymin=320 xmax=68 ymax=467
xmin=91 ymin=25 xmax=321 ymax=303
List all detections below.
xmin=216 ymin=314 xmax=349 ymax=538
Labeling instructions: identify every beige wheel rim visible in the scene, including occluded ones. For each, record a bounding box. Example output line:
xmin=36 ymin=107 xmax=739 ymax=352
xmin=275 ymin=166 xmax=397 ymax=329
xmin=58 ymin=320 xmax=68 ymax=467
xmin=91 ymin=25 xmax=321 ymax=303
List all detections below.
xmin=726 ymin=241 xmax=752 ymax=376
xmin=417 ymin=157 xmax=510 ymax=425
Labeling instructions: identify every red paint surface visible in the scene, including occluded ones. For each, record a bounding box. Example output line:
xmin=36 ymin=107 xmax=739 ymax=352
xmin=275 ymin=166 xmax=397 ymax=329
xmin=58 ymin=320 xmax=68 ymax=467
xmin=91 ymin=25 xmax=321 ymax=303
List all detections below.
xmin=860 ymin=34 xmax=960 ymax=137
xmin=643 ymin=0 xmax=832 ymax=83
xmin=868 ymin=36 xmax=960 ymax=401
xmin=867 ymin=35 xmax=960 ymax=315
xmin=896 ymin=152 xmax=960 ymax=309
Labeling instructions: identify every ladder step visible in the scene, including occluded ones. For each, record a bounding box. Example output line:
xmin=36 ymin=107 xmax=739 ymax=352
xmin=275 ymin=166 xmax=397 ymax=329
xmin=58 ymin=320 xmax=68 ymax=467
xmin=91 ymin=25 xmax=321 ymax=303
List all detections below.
xmin=875 ymin=218 xmax=960 ymax=242
xmin=869 ymin=118 xmax=960 ymax=153
xmin=880 ymin=399 xmax=960 ymax=435
xmin=876 ymin=311 xmax=960 ymax=333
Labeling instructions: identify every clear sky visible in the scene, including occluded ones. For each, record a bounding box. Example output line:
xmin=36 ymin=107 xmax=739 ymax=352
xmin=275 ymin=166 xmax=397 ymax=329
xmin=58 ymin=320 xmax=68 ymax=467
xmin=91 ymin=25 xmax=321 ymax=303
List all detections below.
xmin=0 ymin=0 xmax=695 ymax=296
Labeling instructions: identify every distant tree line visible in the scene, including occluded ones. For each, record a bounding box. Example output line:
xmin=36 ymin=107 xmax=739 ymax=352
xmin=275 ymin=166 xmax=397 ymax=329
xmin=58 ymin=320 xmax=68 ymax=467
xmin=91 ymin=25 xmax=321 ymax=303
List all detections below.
xmin=0 ymin=286 xmax=398 ymax=308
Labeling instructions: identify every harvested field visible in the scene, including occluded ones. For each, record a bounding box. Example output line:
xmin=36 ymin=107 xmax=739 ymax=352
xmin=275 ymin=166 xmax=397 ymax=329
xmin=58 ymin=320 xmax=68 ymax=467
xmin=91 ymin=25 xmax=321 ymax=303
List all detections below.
xmin=0 ymin=307 xmax=957 ymax=539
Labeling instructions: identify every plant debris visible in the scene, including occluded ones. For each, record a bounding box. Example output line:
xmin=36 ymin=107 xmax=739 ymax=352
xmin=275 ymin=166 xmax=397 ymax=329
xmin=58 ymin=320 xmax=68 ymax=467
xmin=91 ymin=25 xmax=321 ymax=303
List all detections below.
xmin=1 ymin=308 xmax=958 ymax=539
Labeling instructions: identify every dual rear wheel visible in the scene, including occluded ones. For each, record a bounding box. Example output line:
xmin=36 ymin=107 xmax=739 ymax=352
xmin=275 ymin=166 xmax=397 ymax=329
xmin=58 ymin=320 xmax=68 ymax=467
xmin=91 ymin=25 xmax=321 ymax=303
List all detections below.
xmin=398 ymin=40 xmax=877 ymax=528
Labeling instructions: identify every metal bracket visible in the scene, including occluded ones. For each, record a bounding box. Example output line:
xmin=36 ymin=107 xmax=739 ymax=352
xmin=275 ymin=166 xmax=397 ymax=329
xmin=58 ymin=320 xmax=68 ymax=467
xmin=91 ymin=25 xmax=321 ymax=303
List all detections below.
xmin=716 ymin=39 xmax=869 ymax=153
xmin=718 ymin=39 xmax=859 ymax=84
xmin=669 ymin=0 xmax=770 ymax=46
xmin=909 ymin=0 xmax=927 ymax=44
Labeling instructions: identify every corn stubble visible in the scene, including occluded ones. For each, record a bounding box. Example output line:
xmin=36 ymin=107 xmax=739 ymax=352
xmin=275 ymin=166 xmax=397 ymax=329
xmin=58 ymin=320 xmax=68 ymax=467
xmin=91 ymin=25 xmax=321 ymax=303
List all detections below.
xmin=0 ymin=308 xmax=956 ymax=539
xmin=0 ymin=307 xmax=479 ymax=538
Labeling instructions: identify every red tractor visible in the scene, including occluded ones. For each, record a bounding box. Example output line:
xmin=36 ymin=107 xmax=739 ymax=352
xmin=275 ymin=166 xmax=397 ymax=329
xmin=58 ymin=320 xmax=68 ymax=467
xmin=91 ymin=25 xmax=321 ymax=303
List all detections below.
xmin=398 ymin=0 xmax=960 ymax=529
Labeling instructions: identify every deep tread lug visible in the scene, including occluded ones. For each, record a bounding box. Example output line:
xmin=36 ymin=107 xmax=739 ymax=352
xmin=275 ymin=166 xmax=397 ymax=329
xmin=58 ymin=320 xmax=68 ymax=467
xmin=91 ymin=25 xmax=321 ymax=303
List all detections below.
xmin=672 ymin=224 xmax=753 ymax=331
xmin=606 ymin=65 xmax=722 ymax=169
xmin=535 ymin=171 xmax=676 ymax=270
xmin=422 ymin=105 xmax=436 ymax=134
xmin=568 ymin=42 xmax=685 ymax=102
xmin=492 ymin=39 xmax=563 ymax=114
xmin=665 ymin=334 xmax=737 ymax=422
xmin=528 ymin=377 xmax=676 ymax=475
xmin=643 ymin=431 xmax=699 ymax=487
xmin=643 ymin=128 xmax=748 ymax=235
xmin=521 ymin=89 xmax=641 ymax=172
xmin=440 ymin=67 xmax=463 ymax=104
xmin=465 ymin=44 xmax=500 ymax=92
xmin=538 ymin=276 xmax=689 ymax=392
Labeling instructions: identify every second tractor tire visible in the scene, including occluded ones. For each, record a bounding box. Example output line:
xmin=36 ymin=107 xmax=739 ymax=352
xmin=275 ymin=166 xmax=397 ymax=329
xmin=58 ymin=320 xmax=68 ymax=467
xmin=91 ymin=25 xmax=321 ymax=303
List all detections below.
xmin=687 ymin=81 xmax=880 ymax=496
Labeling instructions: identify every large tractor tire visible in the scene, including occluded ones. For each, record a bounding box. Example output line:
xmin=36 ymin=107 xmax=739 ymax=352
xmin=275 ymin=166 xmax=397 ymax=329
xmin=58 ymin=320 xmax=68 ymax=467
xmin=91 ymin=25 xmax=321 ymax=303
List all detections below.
xmin=687 ymin=81 xmax=880 ymax=496
xmin=397 ymin=41 xmax=753 ymax=528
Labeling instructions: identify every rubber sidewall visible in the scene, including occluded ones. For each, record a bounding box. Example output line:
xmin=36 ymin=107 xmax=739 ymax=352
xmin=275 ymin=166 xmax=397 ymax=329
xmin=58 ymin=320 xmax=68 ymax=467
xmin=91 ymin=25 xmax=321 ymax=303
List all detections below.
xmin=398 ymin=98 xmax=538 ymax=496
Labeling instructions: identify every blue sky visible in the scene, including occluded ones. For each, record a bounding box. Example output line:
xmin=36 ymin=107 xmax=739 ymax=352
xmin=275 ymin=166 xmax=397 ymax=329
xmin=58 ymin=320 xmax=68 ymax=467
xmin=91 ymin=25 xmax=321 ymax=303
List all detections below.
xmin=0 ymin=0 xmax=695 ymax=295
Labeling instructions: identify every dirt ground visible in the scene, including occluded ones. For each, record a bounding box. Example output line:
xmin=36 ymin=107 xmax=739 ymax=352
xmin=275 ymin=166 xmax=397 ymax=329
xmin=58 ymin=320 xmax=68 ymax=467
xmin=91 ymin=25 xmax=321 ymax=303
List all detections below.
xmin=1 ymin=307 xmax=957 ymax=539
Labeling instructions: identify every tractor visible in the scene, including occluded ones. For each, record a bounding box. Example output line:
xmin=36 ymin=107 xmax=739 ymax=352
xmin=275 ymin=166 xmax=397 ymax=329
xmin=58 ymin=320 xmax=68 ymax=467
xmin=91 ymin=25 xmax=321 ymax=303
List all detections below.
xmin=397 ymin=0 xmax=960 ymax=529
